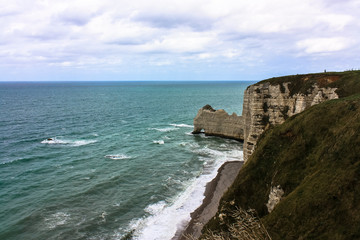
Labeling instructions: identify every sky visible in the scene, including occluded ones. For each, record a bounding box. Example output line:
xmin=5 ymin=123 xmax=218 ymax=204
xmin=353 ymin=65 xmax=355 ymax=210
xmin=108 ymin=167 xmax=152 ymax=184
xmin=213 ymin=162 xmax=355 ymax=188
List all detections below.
xmin=0 ymin=0 xmax=359 ymax=81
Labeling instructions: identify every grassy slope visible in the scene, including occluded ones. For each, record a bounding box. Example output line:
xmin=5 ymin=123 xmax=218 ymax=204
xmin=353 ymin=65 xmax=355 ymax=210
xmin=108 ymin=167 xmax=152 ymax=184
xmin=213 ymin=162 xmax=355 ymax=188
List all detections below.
xmin=203 ymin=72 xmax=360 ymax=239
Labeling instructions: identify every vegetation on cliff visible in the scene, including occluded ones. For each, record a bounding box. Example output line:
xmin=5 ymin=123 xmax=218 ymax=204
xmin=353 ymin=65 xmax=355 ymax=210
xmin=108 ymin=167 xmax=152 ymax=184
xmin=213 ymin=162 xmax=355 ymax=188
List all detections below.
xmin=257 ymin=70 xmax=360 ymax=97
xmin=202 ymin=72 xmax=360 ymax=239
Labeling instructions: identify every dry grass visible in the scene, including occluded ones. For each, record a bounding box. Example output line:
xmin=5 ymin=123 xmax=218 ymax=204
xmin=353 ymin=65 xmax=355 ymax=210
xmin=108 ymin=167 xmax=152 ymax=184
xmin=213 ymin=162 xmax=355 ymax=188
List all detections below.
xmin=185 ymin=208 xmax=271 ymax=240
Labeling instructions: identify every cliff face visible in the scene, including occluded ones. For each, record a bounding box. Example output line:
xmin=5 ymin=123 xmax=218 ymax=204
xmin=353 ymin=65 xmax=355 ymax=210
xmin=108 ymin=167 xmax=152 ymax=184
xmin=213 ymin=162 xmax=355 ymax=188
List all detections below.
xmin=193 ymin=105 xmax=244 ymax=141
xmin=199 ymin=71 xmax=360 ymax=240
xmin=203 ymin=93 xmax=360 ymax=239
xmin=242 ymin=80 xmax=338 ymax=161
xmin=193 ymin=72 xmax=360 ymax=162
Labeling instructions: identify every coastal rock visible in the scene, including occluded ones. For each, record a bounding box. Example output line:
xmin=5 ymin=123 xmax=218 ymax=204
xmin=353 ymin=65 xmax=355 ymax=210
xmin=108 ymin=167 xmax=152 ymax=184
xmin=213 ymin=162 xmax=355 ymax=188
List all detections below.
xmin=266 ymin=185 xmax=284 ymax=213
xmin=242 ymin=81 xmax=338 ymax=161
xmin=193 ymin=75 xmax=340 ymax=162
xmin=193 ymin=105 xmax=244 ymax=141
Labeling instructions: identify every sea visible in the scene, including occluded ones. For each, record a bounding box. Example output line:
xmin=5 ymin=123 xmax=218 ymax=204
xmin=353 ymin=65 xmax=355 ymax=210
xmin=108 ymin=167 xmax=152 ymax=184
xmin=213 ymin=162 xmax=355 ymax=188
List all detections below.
xmin=0 ymin=81 xmax=253 ymax=240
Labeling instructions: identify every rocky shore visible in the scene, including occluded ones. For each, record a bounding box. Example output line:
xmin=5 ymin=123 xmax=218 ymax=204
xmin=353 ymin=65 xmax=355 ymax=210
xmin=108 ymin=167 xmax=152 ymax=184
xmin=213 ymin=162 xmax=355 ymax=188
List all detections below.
xmin=173 ymin=161 xmax=243 ymax=240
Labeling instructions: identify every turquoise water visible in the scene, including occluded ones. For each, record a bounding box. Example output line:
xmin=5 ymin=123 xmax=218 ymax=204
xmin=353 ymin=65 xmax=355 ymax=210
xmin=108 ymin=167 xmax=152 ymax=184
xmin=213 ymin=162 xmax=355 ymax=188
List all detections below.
xmin=0 ymin=81 xmax=253 ymax=240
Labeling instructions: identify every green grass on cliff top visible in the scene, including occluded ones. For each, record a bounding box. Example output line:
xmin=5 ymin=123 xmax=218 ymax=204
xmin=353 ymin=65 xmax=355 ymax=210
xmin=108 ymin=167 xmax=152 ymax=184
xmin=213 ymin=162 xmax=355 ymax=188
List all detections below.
xmin=256 ymin=70 xmax=360 ymax=97
xmin=203 ymin=93 xmax=360 ymax=239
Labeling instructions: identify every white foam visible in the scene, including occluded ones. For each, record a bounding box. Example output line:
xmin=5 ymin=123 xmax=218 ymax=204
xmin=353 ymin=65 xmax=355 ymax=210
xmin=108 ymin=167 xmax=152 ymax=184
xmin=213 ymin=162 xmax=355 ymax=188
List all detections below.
xmin=101 ymin=212 xmax=107 ymax=222
xmin=72 ymin=140 xmax=97 ymax=146
xmin=144 ymin=201 xmax=167 ymax=215
xmin=179 ymin=142 xmax=200 ymax=148
xmin=131 ymin=148 xmax=244 ymax=240
xmin=44 ymin=212 xmax=71 ymax=229
xmin=41 ymin=137 xmax=97 ymax=146
xmin=169 ymin=123 xmax=194 ymax=128
xmin=105 ymin=154 xmax=132 ymax=160
xmin=194 ymin=147 xmax=243 ymax=162
xmin=194 ymin=146 xmax=224 ymax=157
xmin=153 ymin=140 xmax=165 ymax=145
xmin=41 ymin=138 xmax=67 ymax=145
xmin=148 ymin=127 xmax=179 ymax=132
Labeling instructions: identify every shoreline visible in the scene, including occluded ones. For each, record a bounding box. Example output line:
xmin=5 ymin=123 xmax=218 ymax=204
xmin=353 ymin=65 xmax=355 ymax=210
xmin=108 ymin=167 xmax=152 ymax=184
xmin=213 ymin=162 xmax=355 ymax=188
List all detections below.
xmin=172 ymin=161 xmax=243 ymax=240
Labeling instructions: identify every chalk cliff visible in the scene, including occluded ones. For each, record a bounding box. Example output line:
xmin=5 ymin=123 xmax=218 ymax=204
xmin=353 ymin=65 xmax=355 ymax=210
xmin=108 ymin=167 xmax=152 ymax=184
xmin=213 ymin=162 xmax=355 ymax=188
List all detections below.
xmin=193 ymin=104 xmax=244 ymax=141
xmin=242 ymin=77 xmax=339 ymax=161
xmin=192 ymin=72 xmax=360 ymax=163
xmin=200 ymin=70 xmax=360 ymax=240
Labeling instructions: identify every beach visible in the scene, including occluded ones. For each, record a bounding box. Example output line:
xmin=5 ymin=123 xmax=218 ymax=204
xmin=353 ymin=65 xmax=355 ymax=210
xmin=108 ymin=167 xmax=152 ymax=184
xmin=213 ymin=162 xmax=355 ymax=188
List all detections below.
xmin=173 ymin=161 xmax=243 ymax=240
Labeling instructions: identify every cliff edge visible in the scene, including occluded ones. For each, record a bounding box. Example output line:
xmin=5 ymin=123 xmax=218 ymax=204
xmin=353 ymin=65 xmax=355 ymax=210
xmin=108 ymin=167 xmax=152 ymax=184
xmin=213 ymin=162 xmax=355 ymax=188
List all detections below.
xmin=199 ymin=70 xmax=360 ymax=239
xmin=203 ymin=93 xmax=360 ymax=239
xmin=242 ymin=74 xmax=340 ymax=161
xmin=194 ymin=72 xmax=360 ymax=162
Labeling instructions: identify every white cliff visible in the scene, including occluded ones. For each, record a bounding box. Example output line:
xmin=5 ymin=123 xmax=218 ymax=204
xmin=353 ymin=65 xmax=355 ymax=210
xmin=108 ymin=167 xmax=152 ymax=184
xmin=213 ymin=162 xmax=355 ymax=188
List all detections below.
xmin=193 ymin=74 xmax=340 ymax=162
xmin=193 ymin=105 xmax=244 ymax=141
xmin=242 ymin=81 xmax=338 ymax=161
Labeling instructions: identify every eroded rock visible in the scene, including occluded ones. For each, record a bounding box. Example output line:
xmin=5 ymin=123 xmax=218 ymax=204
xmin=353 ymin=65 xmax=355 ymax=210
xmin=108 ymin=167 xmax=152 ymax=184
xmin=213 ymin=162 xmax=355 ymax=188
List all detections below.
xmin=266 ymin=185 xmax=284 ymax=213
xmin=242 ymin=82 xmax=338 ymax=161
xmin=193 ymin=105 xmax=244 ymax=141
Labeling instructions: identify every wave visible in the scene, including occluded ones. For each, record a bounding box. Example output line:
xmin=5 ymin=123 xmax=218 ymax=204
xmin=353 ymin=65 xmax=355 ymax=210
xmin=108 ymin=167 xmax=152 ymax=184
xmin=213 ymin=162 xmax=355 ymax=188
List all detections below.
xmin=153 ymin=140 xmax=164 ymax=145
xmin=1 ymin=158 xmax=22 ymax=166
xmin=41 ymin=137 xmax=97 ymax=146
xmin=129 ymin=147 xmax=244 ymax=240
xmin=44 ymin=212 xmax=71 ymax=230
xmin=148 ymin=127 xmax=179 ymax=133
xmin=179 ymin=142 xmax=199 ymax=148
xmin=1 ymin=154 xmax=51 ymax=166
xmin=104 ymin=154 xmax=132 ymax=160
xmin=169 ymin=123 xmax=193 ymax=128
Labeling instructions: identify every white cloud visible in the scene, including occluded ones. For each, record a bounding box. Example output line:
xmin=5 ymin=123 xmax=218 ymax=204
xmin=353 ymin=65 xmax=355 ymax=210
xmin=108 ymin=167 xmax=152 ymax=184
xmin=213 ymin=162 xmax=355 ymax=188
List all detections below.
xmin=138 ymin=30 xmax=216 ymax=54
xmin=297 ymin=37 xmax=352 ymax=54
xmin=0 ymin=0 xmax=359 ymax=80
xmin=149 ymin=60 xmax=172 ymax=66
xmin=317 ymin=14 xmax=353 ymax=31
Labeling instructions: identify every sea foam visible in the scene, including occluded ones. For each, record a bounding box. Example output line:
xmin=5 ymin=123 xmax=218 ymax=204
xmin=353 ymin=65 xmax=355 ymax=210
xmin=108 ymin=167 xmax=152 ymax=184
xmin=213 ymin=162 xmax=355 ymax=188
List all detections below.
xmin=44 ymin=212 xmax=71 ymax=230
xmin=130 ymin=147 xmax=243 ymax=240
xmin=105 ymin=154 xmax=132 ymax=160
xmin=148 ymin=127 xmax=179 ymax=132
xmin=41 ymin=137 xmax=97 ymax=146
xmin=169 ymin=123 xmax=193 ymax=128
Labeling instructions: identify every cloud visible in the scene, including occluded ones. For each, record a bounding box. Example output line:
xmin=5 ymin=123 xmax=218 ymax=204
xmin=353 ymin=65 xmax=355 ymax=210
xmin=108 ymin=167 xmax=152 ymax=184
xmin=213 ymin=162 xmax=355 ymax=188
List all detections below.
xmin=0 ymin=0 xmax=359 ymax=80
xmin=57 ymin=8 xmax=96 ymax=26
xmin=138 ymin=29 xmax=216 ymax=54
xmin=297 ymin=37 xmax=353 ymax=54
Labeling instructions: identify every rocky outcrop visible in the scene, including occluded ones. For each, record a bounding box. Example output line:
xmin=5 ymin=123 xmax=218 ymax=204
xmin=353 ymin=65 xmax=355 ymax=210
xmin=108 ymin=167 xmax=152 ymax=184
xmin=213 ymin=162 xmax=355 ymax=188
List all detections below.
xmin=193 ymin=105 xmax=244 ymax=141
xmin=193 ymin=74 xmax=341 ymax=162
xmin=266 ymin=185 xmax=284 ymax=213
xmin=242 ymin=81 xmax=338 ymax=161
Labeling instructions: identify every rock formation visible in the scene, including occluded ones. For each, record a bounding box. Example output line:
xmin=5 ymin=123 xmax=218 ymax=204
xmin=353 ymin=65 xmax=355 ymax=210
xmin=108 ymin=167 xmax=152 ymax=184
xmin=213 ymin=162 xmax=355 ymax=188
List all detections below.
xmin=198 ymin=71 xmax=360 ymax=240
xmin=193 ymin=104 xmax=244 ymax=141
xmin=242 ymin=79 xmax=338 ymax=161
xmin=266 ymin=185 xmax=284 ymax=213
xmin=193 ymin=74 xmax=341 ymax=162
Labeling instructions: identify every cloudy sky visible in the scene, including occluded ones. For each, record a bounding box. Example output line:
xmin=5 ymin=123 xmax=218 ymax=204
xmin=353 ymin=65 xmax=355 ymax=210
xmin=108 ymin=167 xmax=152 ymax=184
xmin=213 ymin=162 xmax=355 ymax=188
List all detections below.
xmin=1 ymin=0 xmax=359 ymax=81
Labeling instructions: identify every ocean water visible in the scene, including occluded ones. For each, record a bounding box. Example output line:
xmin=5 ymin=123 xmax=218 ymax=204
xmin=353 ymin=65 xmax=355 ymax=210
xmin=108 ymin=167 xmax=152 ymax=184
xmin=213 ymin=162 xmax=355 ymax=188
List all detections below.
xmin=0 ymin=81 xmax=253 ymax=240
